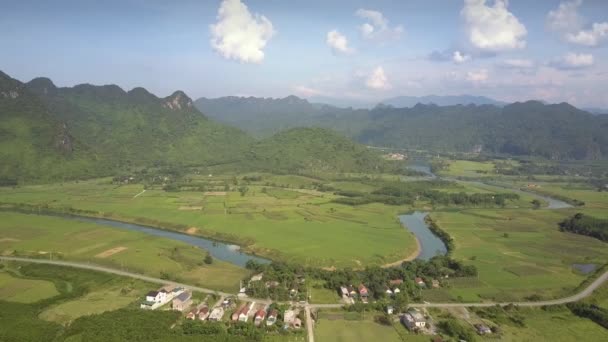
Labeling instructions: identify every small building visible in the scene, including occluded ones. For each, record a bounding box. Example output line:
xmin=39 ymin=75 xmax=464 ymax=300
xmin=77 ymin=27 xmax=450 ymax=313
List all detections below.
xmin=232 ymin=304 xmax=246 ymax=321
xmin=475 ymin=324 xmax=492 ymax=335
xmin=186 ymin=308 xmax=198 ymax=320
xmin=172 ymin=291 xmax=192 ymax=312
xmin=198 ymin=307 xmax=210 ymax=321
xmin=208 ymin=307 xmax=224 ymax=321
xmin=408 ymin=309 xmax=426 ymax=328
xmin=340 ymin=286 xmax=349 ymax=297
xmin=145 ymin=290 xmax=166 ymax=304
xmin=348 ymin=286 xmax=357 ymax=297
xmin=415 ymin=277 xmax=426 ymax=287
xmin=386 ymin=305 xmax=394 ymax=315
xmin=432 ymin=279 xmax=440 ymax=288
xmin=385 ymin=288 xmax=393 ymax=296
xmin=393 ymin=287 xmax=401 ymax=294
xmin=250 ymin=273 xmax=264 ymax=282
xmin=401 ymin=313 xmax=426 ymax=331
xmin=389 ymin=279 xmax=403 ymax=286
xmin=254 ymin=309 xmax=266 ymax=326
xmin=266 ymin=309 xmax=278 ymax=326
xmin=283 ymin=310 xmax=296 ymax=325
xmin=265 ymin=281 xmax=279 ymax=288
xmin=358 ymin=284 xmax=369 ymax=297
xmin=293 ymin=318 xmax=302 ymax=329
xmin=238 ymin=303 xmax=252 ymax=322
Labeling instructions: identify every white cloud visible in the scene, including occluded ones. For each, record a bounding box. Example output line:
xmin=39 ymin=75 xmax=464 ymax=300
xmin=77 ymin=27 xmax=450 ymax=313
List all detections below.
xmin=565 ymin=23 xmax=608 ymax=46
xmin=550 ymin=53 xmax=594 ymax=69
xmin=547 ymin=1 xmax=608 ymax=47
xmin=501 ymin=59 xmax=535 ymax=68
xmin=366 ymin=66 xmax=391 ymax=90
xmin=452 ymin=51 xmax=472 ymax=64
xmin=326 ymin=30 xmax=353 ymax=54
xmin=355 ymin=9 xmax=404 ymax=41
xmin=546 ymin=0 xmax=583 ymax=33
xmin=210 ymin=0 xmax=275 ymax=63
xmin=466 ymin=69 xmax=489 ymax=82
xmin=461 ymin=0 xmax=527 ymax=51
xmin=293 ymin=85 xmax=323 ymax=97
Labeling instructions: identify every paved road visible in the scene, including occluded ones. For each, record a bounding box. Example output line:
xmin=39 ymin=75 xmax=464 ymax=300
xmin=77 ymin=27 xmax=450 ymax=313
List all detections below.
xmin=0 ymin=256 xmax=271 ymax=305
xmin=3 ymin=256 xmax=607 ymax=342
xmin=308 ymin=269 xmax=608 ymax=310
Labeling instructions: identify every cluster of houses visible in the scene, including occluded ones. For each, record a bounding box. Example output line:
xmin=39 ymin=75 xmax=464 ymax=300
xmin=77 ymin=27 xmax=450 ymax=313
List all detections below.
xmin=140 ymin=285 xmax=191 ymax=311
xmin=240 ymin=273 xmax=302 ymax=301
xmin=230 ymin=303 xmax=301 ymax=329
xmin=339 ymin=278 xmax=441 ymax=304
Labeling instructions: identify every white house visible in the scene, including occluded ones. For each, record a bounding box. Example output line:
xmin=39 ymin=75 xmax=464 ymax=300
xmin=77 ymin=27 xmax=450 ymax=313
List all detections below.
xmin=145 ymin=290 xmax=167 ymax=303
xmin=208 ymin=307 xmax=224 ymax=321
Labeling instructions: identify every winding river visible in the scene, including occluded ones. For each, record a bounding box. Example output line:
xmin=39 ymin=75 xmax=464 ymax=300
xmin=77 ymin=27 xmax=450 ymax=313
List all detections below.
xmin=398 ymin=160 xmax=573 ymax=261
xmin=57 ymin=215 xmax=270 ymax=267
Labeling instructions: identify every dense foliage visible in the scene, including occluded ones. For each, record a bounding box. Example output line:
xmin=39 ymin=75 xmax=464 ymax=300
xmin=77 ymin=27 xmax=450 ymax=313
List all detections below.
xmin=559 ymin=213 xmax=608 ymax=242
xmin=567 ymin=302 xmax=608 ymax=329
xmin=196 ymin=95 xmax=608 ymax=160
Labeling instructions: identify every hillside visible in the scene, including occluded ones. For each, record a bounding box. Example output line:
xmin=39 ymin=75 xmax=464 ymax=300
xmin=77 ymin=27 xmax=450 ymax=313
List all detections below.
xmin=0 ymin=71 xmax=253 ymax=182
xmin=194 ymin=95 xmax=608 ymax=160
xmin=244 ymin=127 xmax=386 ymax=173
xmin=380 ymin=94 xmax=506 ymax=107
xmin=0 ymin=71 xmax=101 ymax=183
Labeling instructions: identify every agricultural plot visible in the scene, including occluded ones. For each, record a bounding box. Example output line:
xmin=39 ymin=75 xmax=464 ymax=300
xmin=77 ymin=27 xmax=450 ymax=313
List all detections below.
xmin=439 ymin=160 xmax=498 ymax=178
xmin=0 ymin=212 xmax=248 ymax=292
xmin=0 ymin=271 xmax=59 ymax=303
xmin=314 ymin=316 xmax=403 ymax=342
xmin=430 ymin=208 xmax=608 ymax=301
xmin=0 ymin=177 xmax=417 ymax=268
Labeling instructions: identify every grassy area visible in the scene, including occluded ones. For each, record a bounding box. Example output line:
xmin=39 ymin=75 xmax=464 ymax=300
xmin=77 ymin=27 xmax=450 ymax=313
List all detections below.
xmin=0 ymin=212 xmax=248 ymax=292
xmin=309 ymin=280 xmax=341 ymax=304
xmin=430 ymin=208 xmax=608 ymax=301
xmin=440 ymin=160 xmax=498 ymax=178
xmin=0 ymin=271 xmax=59 ymax=303
xmin=491 ymin=307 xmax=608 ymax=341
xmin=39 ymin=285 xmax=144 ymax=324
xmin=0 ymin=176 xmax=417 ymax=268
xmin=315 ymin=316 xmax=403 ymax=342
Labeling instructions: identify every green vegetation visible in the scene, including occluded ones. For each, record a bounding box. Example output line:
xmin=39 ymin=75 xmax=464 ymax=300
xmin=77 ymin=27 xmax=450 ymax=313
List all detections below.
xmin=0 ymin=272 xmax=59 ymax=303
xmin=314 ymin=314 xmax=403 ymax=342
xmin=0 ymin=176 xmax=418 ymax=268
xmin=198 ymin=95 xmax=608 ymax=160
xmin=559 ymin=213 xmax=608 ymax=242
xmin=0 ymin=211 xmax=248 ymax=292
xmin=430 ymin=209 xmax=608 ymax=302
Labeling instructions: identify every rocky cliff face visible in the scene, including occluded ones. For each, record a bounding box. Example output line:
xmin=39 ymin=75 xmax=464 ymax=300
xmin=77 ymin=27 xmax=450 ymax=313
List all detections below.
xmin=163 ymin=91 xmax=193 ymax=110
xmin=54 ymin=123 xmax=74 ymax=154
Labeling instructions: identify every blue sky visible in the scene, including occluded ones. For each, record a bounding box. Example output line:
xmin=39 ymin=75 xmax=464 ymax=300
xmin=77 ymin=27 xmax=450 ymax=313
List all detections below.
xmin=1 ymin=0 xmax=607 ymax=107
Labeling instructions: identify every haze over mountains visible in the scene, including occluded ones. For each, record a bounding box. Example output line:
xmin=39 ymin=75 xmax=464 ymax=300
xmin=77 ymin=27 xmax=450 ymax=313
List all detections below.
xmin=195 ymin=95 xmax=608 ymax=160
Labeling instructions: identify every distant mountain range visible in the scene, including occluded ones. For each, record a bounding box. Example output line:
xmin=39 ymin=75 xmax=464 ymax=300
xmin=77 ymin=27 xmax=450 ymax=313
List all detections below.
xmin=194 ymin=95 xmax=608 ymax=160
xmin=379 ymin=95 xmax=507 ymax=108
xmin=0 ymin=71 xmax=387 ymax=182
xmin=583 ymin=107 xmax=608 ymax=115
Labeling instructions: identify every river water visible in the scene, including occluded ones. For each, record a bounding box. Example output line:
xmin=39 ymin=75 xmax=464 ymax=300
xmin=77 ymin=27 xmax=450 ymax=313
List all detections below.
xmin=399 ymin=211 xmax=447 ymax=261
xmin=64 ymin=215 xmax=270 ymax=267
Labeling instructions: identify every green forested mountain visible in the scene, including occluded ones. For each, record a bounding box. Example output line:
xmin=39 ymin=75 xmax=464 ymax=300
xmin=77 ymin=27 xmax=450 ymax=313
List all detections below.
xmin=244 ymin=127 xmax=386 ymax=173
xmin=0 ymin=71 xmax=253 ymax=182
xmin=1 ymin=71 xmax=389 ymax=182
xmin=194 ymin=95 xmax=366 ymax=138
xmin=194 ymin=95 xmax=608 ymax=160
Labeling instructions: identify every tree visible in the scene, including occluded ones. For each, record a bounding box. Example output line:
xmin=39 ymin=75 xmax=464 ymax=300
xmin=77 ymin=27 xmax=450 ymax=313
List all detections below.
xmin=531 ymin=199 xmax=541 ymax=209
xmin=204 ymin=253 xmax=213 ymax=265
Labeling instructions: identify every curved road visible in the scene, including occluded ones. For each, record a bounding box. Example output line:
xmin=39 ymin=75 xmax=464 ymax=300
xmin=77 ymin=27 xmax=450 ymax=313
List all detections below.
xmin=2 ymin=256 xmax=607 ymax=342
xmin=0 ymin=256 xmax=271 ymax=305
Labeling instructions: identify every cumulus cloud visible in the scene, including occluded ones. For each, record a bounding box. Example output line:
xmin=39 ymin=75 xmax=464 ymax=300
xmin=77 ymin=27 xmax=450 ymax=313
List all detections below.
xmin=547 ymin=0 xmax=608 ymax=47
xmin=549 ymin=53 xmax=594 ymax=69
xmin=210 ymin=0 xmax=275 ymax=63
xmin=461 ymin=0 xmax=527 ymax=51
xmin=565 ymin=23 xmax=608 ymax=46
xmin=366 ymin=66 xmax=391 ymax=90
xmin=466 ymin=69 xmax=489 ymax=82
xmin=500 ymin=59 xmax=535 ymax=69
xmin=355 ymin=9 xmax=404 ymax=41
xmin=326 ymin=30 xmax=353 ymax=54
xmin=453 ymin=51 xmax=472 ymax=64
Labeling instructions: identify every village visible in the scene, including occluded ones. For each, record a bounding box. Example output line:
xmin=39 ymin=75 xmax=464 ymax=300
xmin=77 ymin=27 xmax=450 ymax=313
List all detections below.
xmin=138 ymin=270 xmax=496 ymax=340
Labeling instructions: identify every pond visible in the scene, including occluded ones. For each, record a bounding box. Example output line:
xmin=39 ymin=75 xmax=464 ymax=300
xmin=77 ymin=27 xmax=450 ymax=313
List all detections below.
xmin=63 ymin=215 xmax=270 ymax=268
xmin=399 ymin=211 xmax=448 ymax=261
xmin=572 ymin=263 xmax=597 ymax=275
